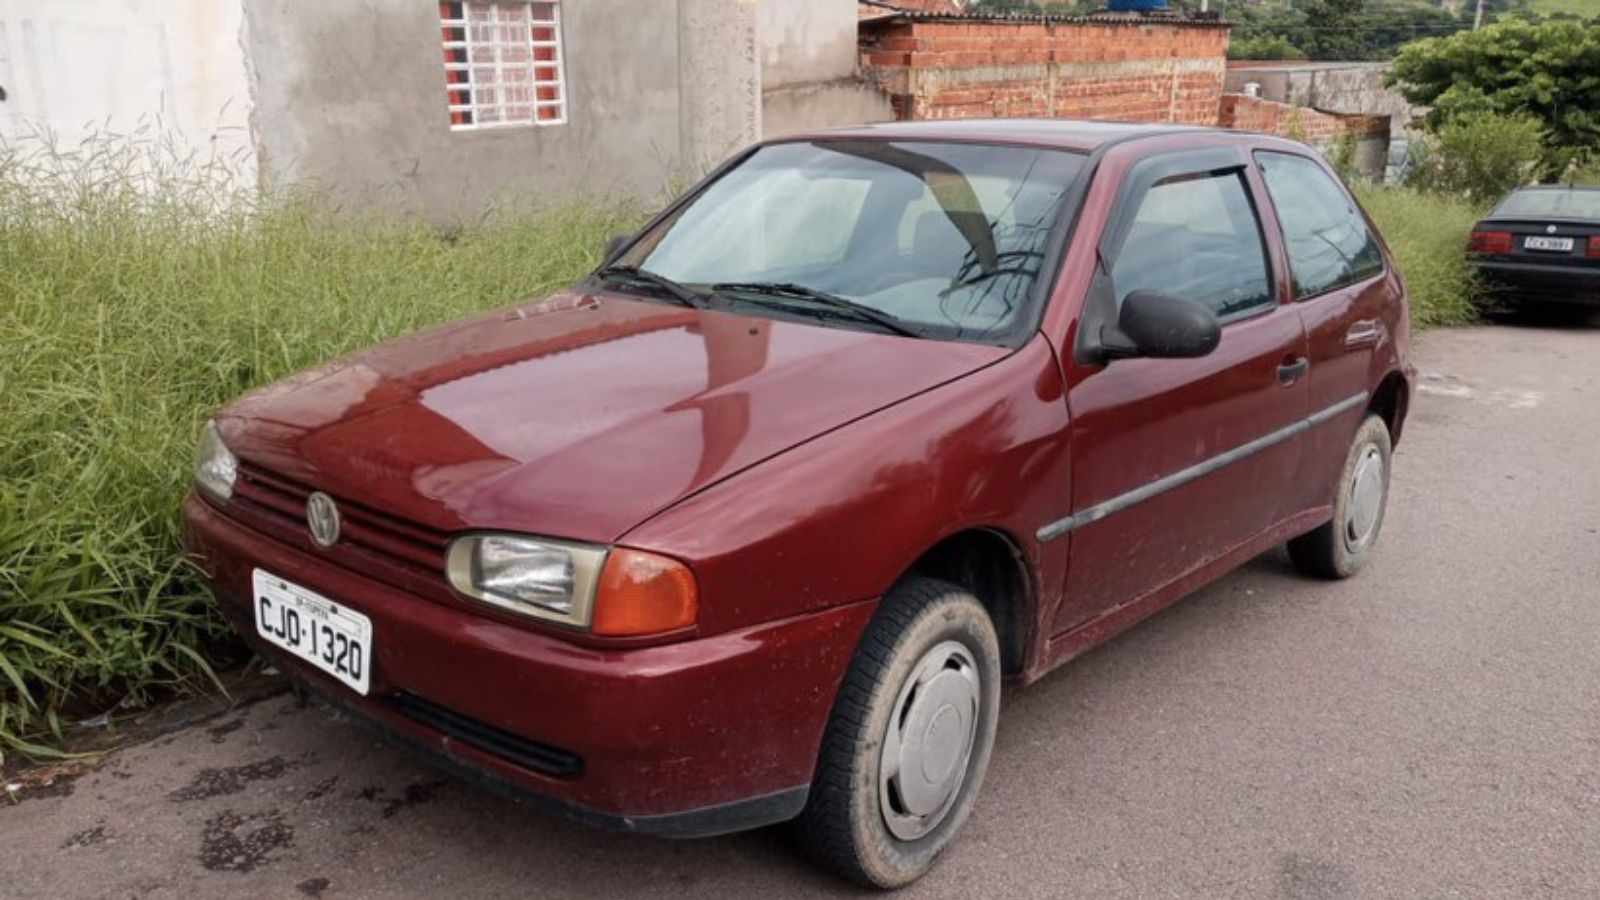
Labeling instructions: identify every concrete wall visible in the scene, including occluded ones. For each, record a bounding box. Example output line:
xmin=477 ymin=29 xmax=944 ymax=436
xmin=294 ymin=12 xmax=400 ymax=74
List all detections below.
xmin=1226 ymin=62 xmax=1418 ymax=180
xmin=1225 ymin=63 xmax=1411 ymax=123
xmin=1218 ymin=93 xmax=1391 ymax=178
xmin=243 ymin=0 xmax=760 ymax=221
xmin=0 ymin=0 xmax=254 ymax=185
xmin=761 ymin=0 xmax=858 ymax=88
xmin=758 ymin=0 xmax=894 ymax=139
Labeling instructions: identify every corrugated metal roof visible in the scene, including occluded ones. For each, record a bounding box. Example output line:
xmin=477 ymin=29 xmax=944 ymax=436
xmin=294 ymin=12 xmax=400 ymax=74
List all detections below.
xmin=857 ymin=0 xmax=1230 ymax=28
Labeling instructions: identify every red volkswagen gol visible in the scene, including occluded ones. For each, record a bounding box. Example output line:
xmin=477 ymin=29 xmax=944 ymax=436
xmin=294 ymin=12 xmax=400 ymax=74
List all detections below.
xmin=184 ymin=121 xmax=1414 ymax=888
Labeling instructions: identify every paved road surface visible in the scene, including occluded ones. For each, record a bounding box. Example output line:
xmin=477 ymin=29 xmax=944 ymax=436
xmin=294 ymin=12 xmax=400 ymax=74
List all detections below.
xmin=6 ymin=318 xmax=1600 ymax=899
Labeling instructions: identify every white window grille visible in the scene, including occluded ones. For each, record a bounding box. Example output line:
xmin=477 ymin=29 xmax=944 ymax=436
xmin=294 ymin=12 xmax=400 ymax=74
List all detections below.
xmin=439 ymin=1 xmax=567 ymax=130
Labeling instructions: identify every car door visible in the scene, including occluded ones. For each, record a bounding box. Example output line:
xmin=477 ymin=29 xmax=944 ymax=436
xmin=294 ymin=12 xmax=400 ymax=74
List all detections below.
xmin=1253 ymin=151 xmax=1390 ymax=514
xmin=1049 ymin=147 xmax=1309 ymax=635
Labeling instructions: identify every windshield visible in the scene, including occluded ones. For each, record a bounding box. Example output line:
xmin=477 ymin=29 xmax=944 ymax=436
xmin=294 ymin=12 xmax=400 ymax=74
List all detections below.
xmin=615 ymin=140 xmax=1087 ymax=344
xmin=1493 ymin=189 xmax=1600 ymax=220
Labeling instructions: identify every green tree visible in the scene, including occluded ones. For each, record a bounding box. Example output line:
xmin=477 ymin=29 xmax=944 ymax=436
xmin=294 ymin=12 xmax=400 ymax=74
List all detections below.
xmin=1228 ymin=34 xmax=1307 ymax=60
xmin=1228 ymin=0 xmax=1468 ymax=62
xmin=1388 ymin=19 xmax=1600 ymax=161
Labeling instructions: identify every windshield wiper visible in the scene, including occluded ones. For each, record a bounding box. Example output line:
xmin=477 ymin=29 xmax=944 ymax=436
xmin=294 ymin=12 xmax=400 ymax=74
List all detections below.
xmin=711 ymin=282 xmax=922 ymax=338
xmin=595 ymin=265 xmax=708 ymax=309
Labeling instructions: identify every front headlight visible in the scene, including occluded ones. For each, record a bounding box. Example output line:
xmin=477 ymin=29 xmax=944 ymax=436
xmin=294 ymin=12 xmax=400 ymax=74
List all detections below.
xmin=195 ymin=419 xmax=238 ymax=501
xmin=447 ymin=535 xmax=608 ymax=627
xmin=446 ymin=535 xmax=698 ymax=636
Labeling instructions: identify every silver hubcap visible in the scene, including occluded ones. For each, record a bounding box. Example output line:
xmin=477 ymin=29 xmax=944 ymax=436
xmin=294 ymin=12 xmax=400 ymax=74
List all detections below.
xmin=879 ymin=641 xmax=981 ymax=841
xmin=1345 ymin=445 xmax=1385 ymax=551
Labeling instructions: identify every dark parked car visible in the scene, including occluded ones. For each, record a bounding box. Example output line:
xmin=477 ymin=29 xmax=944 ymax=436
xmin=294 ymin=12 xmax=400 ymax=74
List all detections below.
xmin=1468 ymin=185 xmax=1600 ymax=308
xmin=184 ymin=121 xmax=1414 ymax=888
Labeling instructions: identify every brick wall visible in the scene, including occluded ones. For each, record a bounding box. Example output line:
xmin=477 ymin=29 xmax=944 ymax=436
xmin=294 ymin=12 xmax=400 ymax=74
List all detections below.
xmin=1218 ymin=93 xmax=1388 ymax=145
xmin=861 ymin=18 xmax=1230 ymax=126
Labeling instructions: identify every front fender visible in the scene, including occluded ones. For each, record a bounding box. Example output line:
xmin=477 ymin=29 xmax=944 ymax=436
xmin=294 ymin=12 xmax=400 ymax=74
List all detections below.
xmin=620 ymin=336 xmax=1073 ymax=651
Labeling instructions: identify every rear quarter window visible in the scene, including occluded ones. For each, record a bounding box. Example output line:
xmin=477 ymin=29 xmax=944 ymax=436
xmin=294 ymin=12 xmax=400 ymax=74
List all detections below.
xmin=1256 ymin=152 xmax=1384 ymax=300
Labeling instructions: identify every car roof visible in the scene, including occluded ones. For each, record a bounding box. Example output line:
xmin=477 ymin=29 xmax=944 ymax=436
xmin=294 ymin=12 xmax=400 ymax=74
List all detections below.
xmin=781 ymin=119 xmax=1230 ymax=153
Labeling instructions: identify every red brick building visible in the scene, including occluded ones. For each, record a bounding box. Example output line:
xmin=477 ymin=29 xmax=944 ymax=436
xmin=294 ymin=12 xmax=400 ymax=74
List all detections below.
xmin=858 ymin=4 xmax=1231 ymax=126
xmin=852 ymin=1 xmax=1390 ymax=175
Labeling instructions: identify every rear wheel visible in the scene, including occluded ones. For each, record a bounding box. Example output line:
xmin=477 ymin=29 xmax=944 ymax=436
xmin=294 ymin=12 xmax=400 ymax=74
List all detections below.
xmin=1289 ymin=414 xmax=1393 ymax=579
xmin=795 ymin=577 xmax=1000 ymax=889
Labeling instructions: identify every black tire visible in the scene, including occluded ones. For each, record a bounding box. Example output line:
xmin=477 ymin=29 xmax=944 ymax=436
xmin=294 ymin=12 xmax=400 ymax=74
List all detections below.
xmin=1289 ymin=414 xmax=1393 ymax=579
xmin=794 ymin=577 xmax=1001 ymax=889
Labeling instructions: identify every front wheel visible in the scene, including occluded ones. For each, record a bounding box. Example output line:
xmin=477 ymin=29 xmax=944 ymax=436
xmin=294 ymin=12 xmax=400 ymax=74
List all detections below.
xmin=1289 ymin=414 xmax=1393 ymax=579
xmin=794 ymin=577 xmax=1001 ymax=889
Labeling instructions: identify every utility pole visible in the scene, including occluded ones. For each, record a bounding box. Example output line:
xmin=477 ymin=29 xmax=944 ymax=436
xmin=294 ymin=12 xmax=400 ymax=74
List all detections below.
xmin=1475 ymin=0 xmax=1485 ymax=30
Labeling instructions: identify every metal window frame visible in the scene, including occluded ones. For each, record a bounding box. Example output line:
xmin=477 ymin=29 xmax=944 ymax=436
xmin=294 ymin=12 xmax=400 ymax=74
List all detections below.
xmin=441 ymin=1 xmax=568 ymax=131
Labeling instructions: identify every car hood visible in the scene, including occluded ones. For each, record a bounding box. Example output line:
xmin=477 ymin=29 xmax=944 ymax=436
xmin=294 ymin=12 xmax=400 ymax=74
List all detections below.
xmin=220 ymin=290 xmax=1008 ymax=542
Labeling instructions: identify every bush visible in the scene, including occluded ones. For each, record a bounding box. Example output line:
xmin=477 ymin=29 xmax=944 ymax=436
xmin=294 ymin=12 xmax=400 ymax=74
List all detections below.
xmin=1404 ymin=112 xmax=1546 ymax=202
xmin=1354 ymin=184 xmax=1484 ymax=328
xmin=0 ymin=128 xmax=639 ymax=762
xmin=1388 ymin=19 xmax=1600 ymax=164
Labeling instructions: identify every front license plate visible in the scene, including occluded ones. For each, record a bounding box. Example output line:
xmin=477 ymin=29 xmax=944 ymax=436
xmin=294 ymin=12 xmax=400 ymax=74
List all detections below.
xmin=1525 ymin=236 xmax=1574 ymax=252
xmin=253 ymin=569 xmax=373 ymax=696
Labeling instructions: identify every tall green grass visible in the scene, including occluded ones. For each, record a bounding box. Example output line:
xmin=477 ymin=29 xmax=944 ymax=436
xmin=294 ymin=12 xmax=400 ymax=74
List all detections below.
xmin=0 ymin=128 xmax=638 ymax=762
xmin=1355 ymin=183 xmax=1485 ymax=328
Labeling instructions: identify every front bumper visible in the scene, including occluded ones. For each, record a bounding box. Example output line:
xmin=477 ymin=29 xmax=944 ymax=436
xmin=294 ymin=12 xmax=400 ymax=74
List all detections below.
xmin=1472 ymin=260 xmax=1600 ymax=305
xmin=182 ymin=494 xmax=876 ymax=836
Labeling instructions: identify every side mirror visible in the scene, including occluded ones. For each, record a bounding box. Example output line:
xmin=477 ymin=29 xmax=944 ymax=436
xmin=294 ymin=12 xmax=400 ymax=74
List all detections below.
xmin=1114 ymin=291 xmax=1221 ymax=360
xmin=603 ymin=234 xmax=631 ymax=263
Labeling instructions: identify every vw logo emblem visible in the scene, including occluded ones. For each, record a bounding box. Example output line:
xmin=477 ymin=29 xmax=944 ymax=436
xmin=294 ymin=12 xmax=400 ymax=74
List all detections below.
xmin=1548 ymin=225 xmax=1559 ymax=234
xmin=306 ymin=492 xmax=342 ymax=548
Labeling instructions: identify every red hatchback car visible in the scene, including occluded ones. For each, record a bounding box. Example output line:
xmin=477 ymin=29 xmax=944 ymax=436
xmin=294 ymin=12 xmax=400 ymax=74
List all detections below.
xmin=184 ymin=121 xmax=1414 ymax=888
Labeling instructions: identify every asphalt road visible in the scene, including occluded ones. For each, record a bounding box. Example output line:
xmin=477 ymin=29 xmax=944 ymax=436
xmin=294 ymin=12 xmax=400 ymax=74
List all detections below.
xmin=6 ymin=317 xmax=1600 ymax=900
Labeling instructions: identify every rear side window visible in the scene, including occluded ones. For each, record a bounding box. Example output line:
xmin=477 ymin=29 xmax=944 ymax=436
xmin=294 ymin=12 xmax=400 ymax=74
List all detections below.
xmin=1256 ymin=152 xmax=1384 ymax=299
xmin=1110 ymin=171 xmax=1273 ymax=319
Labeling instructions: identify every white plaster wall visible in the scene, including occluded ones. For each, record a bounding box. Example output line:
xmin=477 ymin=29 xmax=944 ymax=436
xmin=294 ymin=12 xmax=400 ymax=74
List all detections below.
xmin=0 ymin=0 xmax=254 ymax=185
xmin=760 ymin=0 xmax=858 ymax=89
xmin=681 ymin=0 xmax=763 ymax=173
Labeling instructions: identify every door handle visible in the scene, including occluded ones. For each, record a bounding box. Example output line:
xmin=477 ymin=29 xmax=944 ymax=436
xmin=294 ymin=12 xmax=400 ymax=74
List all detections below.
xmin=1277 ymin=357 xmax=1309 ymax=386
xmin=1345 ymin=320 xmax=1381 ymax=349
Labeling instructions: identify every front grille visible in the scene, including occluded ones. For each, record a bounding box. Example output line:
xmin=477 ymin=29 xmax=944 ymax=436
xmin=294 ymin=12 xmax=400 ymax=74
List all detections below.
xmin=387 ymin=691 xmax=584 ymax=778
xmin=231 ymin=462 xmax=453 ymax=594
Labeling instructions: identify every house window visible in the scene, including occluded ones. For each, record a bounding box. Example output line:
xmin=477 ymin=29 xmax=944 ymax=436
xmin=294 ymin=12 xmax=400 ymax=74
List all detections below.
xmin=439 ymin=1 xmax=567 ymax=130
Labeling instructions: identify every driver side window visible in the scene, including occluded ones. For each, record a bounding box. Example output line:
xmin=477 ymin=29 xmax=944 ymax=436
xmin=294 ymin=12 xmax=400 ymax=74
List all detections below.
xmin=1110 ymin=171 xmax=1273 ymax=320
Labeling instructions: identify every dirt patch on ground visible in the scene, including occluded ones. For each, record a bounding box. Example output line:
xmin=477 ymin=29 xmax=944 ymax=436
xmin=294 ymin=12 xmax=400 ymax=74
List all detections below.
xmin=198 ymin=808 xmax=295 ymax=873
xmin=356 ymin=779 xmax=452 ymax=819
xmin=60 ymin=825 xmax=110 ymax=849
xmin=169 ymin=756 xmax=299 ymax=803
xmin=303 ymin=775 xmax=339 ymax=802
xmin=207 ymin=718 xmax=248 ymax=744
xmin=4 ymin=759 xmax=98 ymax=806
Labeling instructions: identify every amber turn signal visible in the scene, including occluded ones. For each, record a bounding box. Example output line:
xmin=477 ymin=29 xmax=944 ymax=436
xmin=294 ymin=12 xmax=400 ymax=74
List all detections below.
xmin=591 ymin=548 xmax=698 ymax=637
